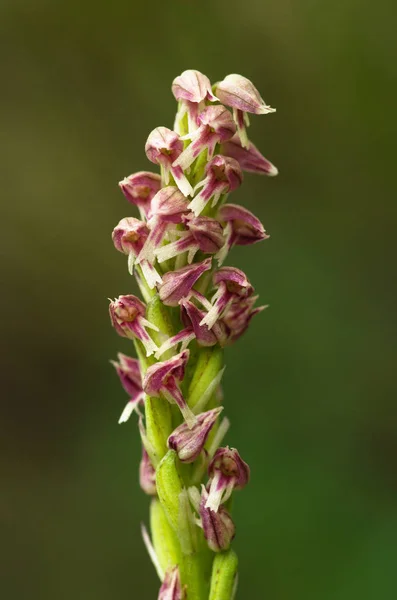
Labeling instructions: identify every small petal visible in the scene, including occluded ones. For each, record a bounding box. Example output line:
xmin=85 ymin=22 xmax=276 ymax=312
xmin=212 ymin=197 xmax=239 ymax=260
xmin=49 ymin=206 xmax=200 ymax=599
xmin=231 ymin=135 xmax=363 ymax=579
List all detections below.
xmin=159 ymin=258 xmax=212 ymax=307
xmin=206 ymin=446 xmax=250 ymax=512
xmin=168 ymin=407 xmax=223 ymax=463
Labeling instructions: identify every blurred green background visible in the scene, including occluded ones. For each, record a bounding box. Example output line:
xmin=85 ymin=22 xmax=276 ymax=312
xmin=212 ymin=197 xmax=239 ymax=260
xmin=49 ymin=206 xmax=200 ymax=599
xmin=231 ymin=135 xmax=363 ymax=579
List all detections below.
xmin=2 ymin=0 xmax=396 ymax=598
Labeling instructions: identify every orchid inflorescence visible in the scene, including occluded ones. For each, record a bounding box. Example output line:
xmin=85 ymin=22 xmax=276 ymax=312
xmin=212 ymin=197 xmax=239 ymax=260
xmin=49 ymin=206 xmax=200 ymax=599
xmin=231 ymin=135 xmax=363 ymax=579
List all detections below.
xmin=109 ymin=70 xmax=277 ymax=599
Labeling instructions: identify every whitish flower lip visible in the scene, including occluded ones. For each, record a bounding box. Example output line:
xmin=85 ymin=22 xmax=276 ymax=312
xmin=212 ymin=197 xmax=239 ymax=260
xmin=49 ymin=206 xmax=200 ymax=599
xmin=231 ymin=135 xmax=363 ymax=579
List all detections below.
xmin=205 ymin=446 xmax=250 ymax=511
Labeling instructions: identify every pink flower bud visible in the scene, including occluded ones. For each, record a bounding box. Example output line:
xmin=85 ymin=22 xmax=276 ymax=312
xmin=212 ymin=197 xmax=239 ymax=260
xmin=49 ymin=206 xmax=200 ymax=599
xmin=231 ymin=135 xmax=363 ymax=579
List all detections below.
xmin=199 ymin=486 xmax=235 ymax=552
xmin=145 ymin=127 xmax=193 ymax=197
xmin=206 ymin=446 xmax=250 ymax=512
xmin=119 ymin=171 xmax=162 ymax=219
xmin=143 ymin=350 xmax=197 ymax=428
xmin=158 ymin=566 xmax=185 ymax=600
xmin=109 ymin=295 xmax=159 ymax=357
xmin=221 ymin=133 xmax=278 ymax=176
xmin=139 ymin=447 xmax=156 ymax=495
xmin=200 ymin=267 xmax=253 ymax=329
xmin=158 ymin=258 xmax=212 ymax=307
xmin=215 ymin=74 xmax=275 ymax=148
xmin=189 ymin=155 xmax=243 ymax=216
xmin=112 ymin=217 xmax=149 ymax=256
xmin=172 ymin=106 xmax=236 ymax=172
xmin=168 ymin=407 xmax=223 ymax=463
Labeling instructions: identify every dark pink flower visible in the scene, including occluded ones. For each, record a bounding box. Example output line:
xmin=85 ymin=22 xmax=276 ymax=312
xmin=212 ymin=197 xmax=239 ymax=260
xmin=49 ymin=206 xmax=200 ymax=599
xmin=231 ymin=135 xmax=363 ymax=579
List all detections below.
xmin=110 ymin=352 xmax=145 ymax=423
xmin=206 ymin=446 xmax=250 ymax=512
xmin=145 ymin=127 xmax=193 ymax=197
xmin=172 ymin=69 xmax=217 ymax=133
xmin=199 ymin=486 xmax=235 ymax=552
xmin=158 ymin=258 xmax=212 ymax=307
xmin=158 ymin=566 xmax=185 ymax=600
xmin=168 ymin=407 xmax=223 ymax=463
xmin=221 ymin=133 xmax=278 ymax=176
xmin=109 ymin=295 xmax=159 ymax=356
xmin=143 ymin=350 xmax=196 ymax=428
xmin=118 ymin=171 xmax=162 ymax=219
xmin=189 ymin=155 xmax=243 ymax=216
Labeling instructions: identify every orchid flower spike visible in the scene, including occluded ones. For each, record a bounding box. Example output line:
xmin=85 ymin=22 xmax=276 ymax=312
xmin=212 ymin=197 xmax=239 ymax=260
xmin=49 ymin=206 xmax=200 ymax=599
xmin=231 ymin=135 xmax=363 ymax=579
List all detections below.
xmin=172 ymin=69 xmax=218 ymax=134
xmin=119 ymin=171 xmax=162 ymax=220
xmin=205 ymin=446 xmax=250 ymax=512
xmin=188 ymin=155 xmax=243 ymax=217
xmin=145 ymin=127 xmax=193 ymax=197
xmin=172 ymin=105 xmax=236 ymax=172
xmin=143 ymin=350 xmax=197 ymax=428
xmin=221 ymin=133 xmax=278 ymax=176
xmin=110 ymin=353 xmax=145 ymax=423
xmin=215 ymin=74 xmax=276 ymax=148
xmin=109 ymin=295 xmax=159 ymax=356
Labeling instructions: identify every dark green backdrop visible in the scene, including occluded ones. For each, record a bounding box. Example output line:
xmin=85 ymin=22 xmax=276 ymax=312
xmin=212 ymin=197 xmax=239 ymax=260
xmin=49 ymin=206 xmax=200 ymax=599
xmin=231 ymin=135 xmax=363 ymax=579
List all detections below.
xmin=2 ymin=1 xmax=396 ymax=598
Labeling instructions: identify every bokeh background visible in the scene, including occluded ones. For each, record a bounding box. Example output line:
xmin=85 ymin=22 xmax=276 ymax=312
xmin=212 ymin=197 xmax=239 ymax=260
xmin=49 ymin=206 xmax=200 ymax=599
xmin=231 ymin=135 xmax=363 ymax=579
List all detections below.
xmin=2 ymin=1 xmax=397 ymax=598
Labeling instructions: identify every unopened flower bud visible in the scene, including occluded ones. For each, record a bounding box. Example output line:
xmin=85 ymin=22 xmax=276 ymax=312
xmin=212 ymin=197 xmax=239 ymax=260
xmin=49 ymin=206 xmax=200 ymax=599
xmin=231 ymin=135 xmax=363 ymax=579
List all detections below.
xmin=199 ymin=486 xmax=235 ymax=552
xmin=206 ymin=446 xmax=250 ymax=512
xmin=143 ymin=350 xmax=196 ymax=428
xmin=145 ymin=127 xmax=193 ymax=197
xmin=173 ymin=106 xmax=236 ymax=172
xmin=215 ymin=74 xmax=275 ymax=148
xmin=110 ymin=353 xmax=145 ymax=423
xmin=109 ymin=295 xmax=159 ymax=356
xmin=158 ymin=566 xmax=185 ymax=600
xmin=168 ymin=407 xmax=223 ymax=463
xmin=221 ymin=133 xmax=278 ymax=176
xmin=119 ymin=171 xmax=162 ymax=219
xmin=159 ymin=258 xmax=212 ymax=307
xmin=189 ymin=156 xmax=243 ymax=216
xmin=140 ymin=447 xmax=157 ymax=495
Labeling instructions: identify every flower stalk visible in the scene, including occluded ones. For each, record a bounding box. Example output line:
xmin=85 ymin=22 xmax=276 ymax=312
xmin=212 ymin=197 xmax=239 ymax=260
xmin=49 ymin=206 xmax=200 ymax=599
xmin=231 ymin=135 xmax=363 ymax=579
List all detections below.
xmin=108 ymin=69 xmax=277 ymax=598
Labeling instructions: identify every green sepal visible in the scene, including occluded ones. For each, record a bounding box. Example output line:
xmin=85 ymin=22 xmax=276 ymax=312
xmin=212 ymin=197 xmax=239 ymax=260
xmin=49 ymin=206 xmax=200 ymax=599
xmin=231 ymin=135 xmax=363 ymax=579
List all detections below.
xmin=186 ymin=346 xmax=224 ymax=410
xmin=150 ymin=498 xmax=181 ymax=572
xmin=145 ymin=395 xmax=172 ymax=467
xmin=156 ymin=450 xmax=183 ymax=531
xmin=209 ymin=549 xmax=239 ymax=600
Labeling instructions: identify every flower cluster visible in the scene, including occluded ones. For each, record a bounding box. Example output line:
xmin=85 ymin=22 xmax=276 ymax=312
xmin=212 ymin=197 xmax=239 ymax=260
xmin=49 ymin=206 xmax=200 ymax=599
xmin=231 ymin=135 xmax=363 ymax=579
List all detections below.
xmin=109 ymin=70 xmax=277 ymax=599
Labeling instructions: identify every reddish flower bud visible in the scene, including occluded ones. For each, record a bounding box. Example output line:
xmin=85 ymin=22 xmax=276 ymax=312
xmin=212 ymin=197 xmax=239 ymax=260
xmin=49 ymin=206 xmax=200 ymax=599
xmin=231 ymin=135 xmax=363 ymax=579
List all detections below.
xmin=172 ymin=106 xmax=236 ymax=172
xmin=215 ymin=74 xmax=275 ymax=148
xmin=189 ymin=155 xmax=243 ymax=216
xmin=206 ymin=446 xmax=250 ymax=512
xmin=199 ymin=486 xmax=235 ymax=552
xmin=110 ymin=353 xmax=145 ymax=423
xmin=158 ymin=566 xmax=185 ymax=600
xmin=221 ymin=133 xmax=278 ymax=176
xmin=145 ymin=127 xmax=193 ymax=197
xmin=143 ymin=350 xmax=197 ymax=428
xmin=119 ymin=171 xmax=162 ymax=219
xmin=139 ymin=447 xmax=157 ymax=495
xmin=158 ymin=258 xmax=212 ymax=307
xmin=109 ymin=295 xmax=159 ymax=356
xmin=168 ymin=407 xmax=223 ymax=463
